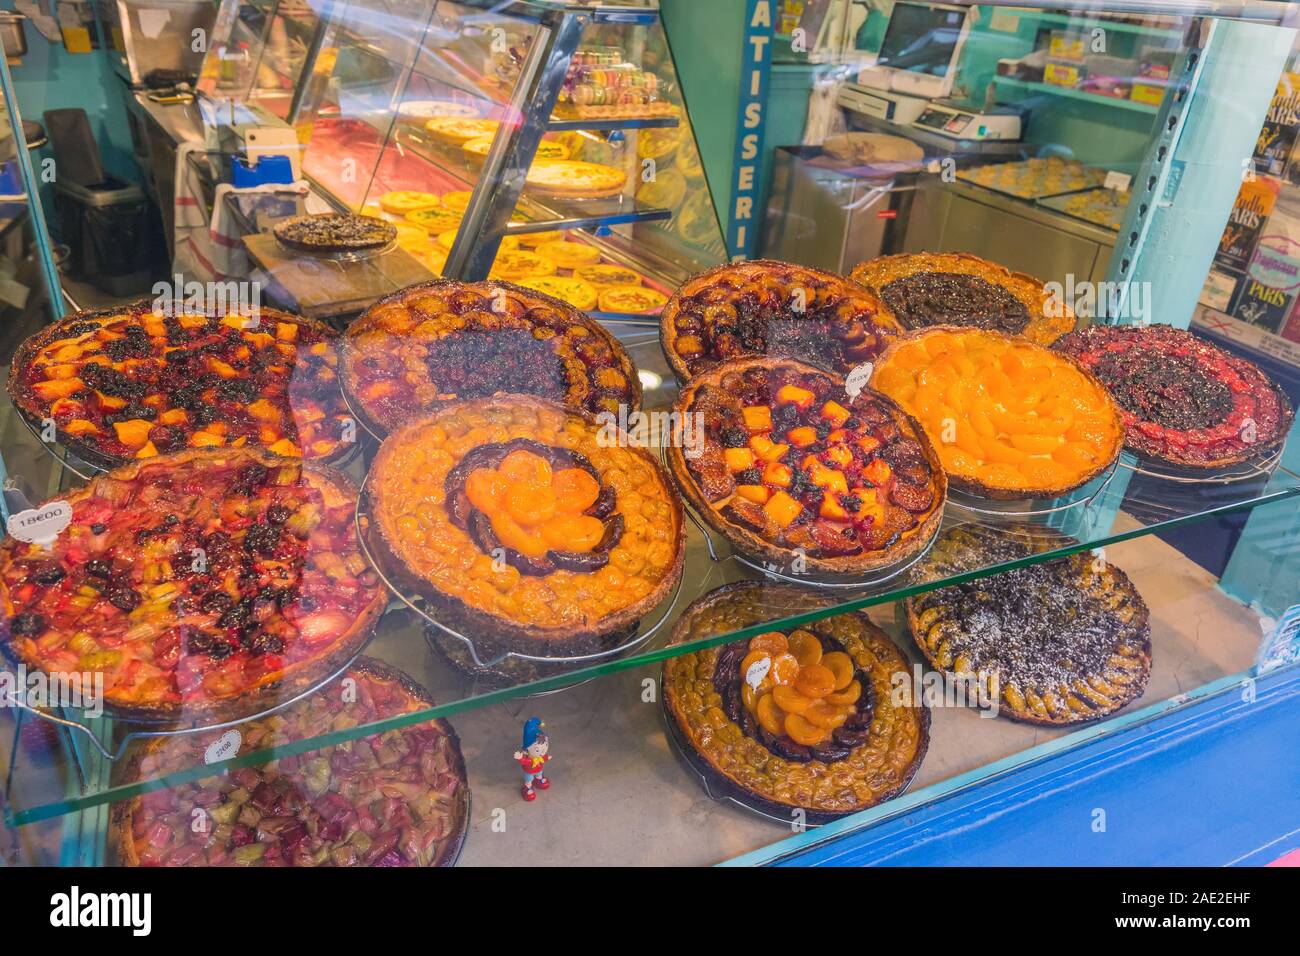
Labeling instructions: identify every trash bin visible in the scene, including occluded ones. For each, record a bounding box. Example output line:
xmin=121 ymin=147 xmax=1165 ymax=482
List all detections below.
xmin=54 ymin=177 xmax=157 ymax=297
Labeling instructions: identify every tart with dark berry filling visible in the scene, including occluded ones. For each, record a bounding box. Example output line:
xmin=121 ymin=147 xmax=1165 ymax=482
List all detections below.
xmin=7 ymin=304 xmax=354 ymax=469
xmin=850 ymin=252 xmax=1075 ymax=346
xmin=342 ymin=279 xmax=641 ymax=436
xmin=904 ymin=524 xmax=1152 ymax=726
xmin=1053 ymin=324 xmax=1294 ymax=469
xmin=366 ymin=395 xmax=684 ymax=654
xmin=272 ymin=213 xmax=397 ymax=254
xmin=109 ymin=658 xmax=469 ymax=867
xmin=659 ymin=259 xmax=903 ymax=382
xmin=662 ymin=583 xmax=929 ymax=823
xmin=667 ymin=357 xmax=945 ymax=577
xmin=0 ymin=448 xmax=386 ymax=724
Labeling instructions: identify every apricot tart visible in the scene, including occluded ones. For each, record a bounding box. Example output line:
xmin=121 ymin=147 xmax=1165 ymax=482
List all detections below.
xmin=1053 ymin=324 xmax=1294 ymax=469
xmin=341 ymin=279 xmax=640 ymax=436
xmin=904 ymin=524 xmax=1151 ymax=725
xmin=366 ymin=396 xmax=685 ymax=653
xmin=870 ymin=327 xmax=1125 ymax=499
xmin=668 ymin=357 xmax=945 ymax=577
xmin=8 ymin=304 xmax=354 ymax=469
xmin=0 ymin=449 xmax=386 ymax=723
xmin=849 ymin=252 xmax=1074 ymax=346
xmin=659 ymin=260 xmax=903 ymax=381
xmin=663 ymin=583 xmax=929 ymax=822
xmin=109 ymin=658 xmax=469 ymax=867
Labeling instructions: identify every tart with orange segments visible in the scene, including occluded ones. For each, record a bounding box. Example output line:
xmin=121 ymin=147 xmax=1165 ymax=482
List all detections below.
xmin=366 ymin=395 xmax=684 ymax=653
xmin=341 ymin=279 xmax=640 ymax=436
xmin=662 ymin=582 xmax=929 ymax=822
xmin=660 ymin=260 xmax=903 ymax=382
xmin=667 ymin=357 xmax=945 ymax=577
xmin=8 ymin=303 xmax=354 ymax=469
xmin=849 ymin=252 xmax=1075 ymax=346
xmin=870 ymin=327 xmax=1125 ymax=500
xmin=0 ymin=448 xmax=386 ymax=723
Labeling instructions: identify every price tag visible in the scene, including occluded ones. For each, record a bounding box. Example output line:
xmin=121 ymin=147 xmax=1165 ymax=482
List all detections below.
xmin=1104 ymin=170 xmax=1133 ymax=193
xmin=6 ymin=501 xmax=71 ymax=547
xmin=204 ymin=729 xmax=242 ymax=764
xmin=844 ymin=362 xmax=873 ymax=398
xmin=745 ymin=656 xmax=771 ymax=690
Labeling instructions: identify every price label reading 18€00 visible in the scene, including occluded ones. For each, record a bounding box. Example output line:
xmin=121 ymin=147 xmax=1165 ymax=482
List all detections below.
xmin=6 ymin=501 xmax=72 ymax=548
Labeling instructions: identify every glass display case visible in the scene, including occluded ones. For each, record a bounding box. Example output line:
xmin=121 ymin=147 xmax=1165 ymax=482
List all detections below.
xmin=1 ymin=0 xmax=1299 ymax=870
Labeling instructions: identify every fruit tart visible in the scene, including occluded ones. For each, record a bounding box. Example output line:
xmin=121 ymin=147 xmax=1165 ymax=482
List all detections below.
xmin=0 ymin=449 xmax=386 ymax=723
xmin=366 ymin=395 xmax=685 ymax=654
xmin=662 ymin=583 xmax=929 ymax=823
xmin=668 ymin=357 xmax=945 ymax=577
xmin=904 ymin=524 xmax=1151 ymax=725
xmin=1053 ymin=323 xmax=1294 ymax=469
xmin=341 ymin=279 xmax=641 ymax=436
xmin=870 ymin=327 xmax=1125 ymax=499
xmin=109 ymin=658 xmax=469 ymax=867
xmin=659 ymin=259 xmax=902 ymax=382
xmin=272 ymin=213 xmax=396 ymax=254
xmin=849 ymin=252 xmax=1075 ymax=346
xmin=8 ymin=303 xmax=355 ymax=470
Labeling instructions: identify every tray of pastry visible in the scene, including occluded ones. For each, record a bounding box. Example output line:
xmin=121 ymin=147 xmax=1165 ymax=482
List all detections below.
xmin=1036 ymin=187 xmax=1128 ymax=232
xmin=956 ymin=156 xmax=1109 ymax=200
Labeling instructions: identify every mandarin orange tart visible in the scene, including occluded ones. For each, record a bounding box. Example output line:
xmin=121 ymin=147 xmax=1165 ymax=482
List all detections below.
xmin=870 ymin=327 xmax=1124 ymax=499
xmin=110 ymin=658 xmax=469 ymax=867
xmin=668 ymin=357 xmax=945 ymax=577
xmin=904 ymin=524 xmax=1151 ymax=726
xmin=8 ymin=304 xmax=354 ymax=470
xmin=366 ymin=396 xmax=684 ymax=651
xmin=341 ymin=279 xmax=640 ymax=436
xmin=849 ymin=252 xmax=1075 ymax=346
xmin=659 ymin=260 xmax=902 ymax=381
xmin=663 ymin=583 xmax=929 ymax=822
xmin=0 ymin=449 xmax=386 ymax=722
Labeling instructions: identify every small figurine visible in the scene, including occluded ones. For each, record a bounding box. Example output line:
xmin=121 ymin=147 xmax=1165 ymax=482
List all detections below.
xmin=513 ymin=717 xmax=551 ymax=802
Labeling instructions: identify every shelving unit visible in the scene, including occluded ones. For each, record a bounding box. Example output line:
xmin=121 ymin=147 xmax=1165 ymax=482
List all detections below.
xmin=992 ymin=74 xmax=1163 ymax=114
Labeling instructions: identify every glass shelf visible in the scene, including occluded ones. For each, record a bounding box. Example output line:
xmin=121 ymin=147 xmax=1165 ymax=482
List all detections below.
xmin=3 ymin=329 xmax=1297 ymax=829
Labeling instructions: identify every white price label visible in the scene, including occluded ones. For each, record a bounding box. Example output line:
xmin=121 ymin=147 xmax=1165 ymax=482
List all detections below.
xmin=6 ymin=501 xmax=71 ymax=547
xmin=745 ymin=656 xmax=771 ymax=690
xmin=1103 ymin=170 xmax=1132 ymax=193
xmin=204 ymin=729 xmax=241 ymax=764
xmin=844 ymin=362 xmax=874 ymax=398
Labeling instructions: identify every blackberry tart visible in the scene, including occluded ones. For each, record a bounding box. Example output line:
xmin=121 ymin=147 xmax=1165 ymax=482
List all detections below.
xmin=366 ymin=395 xmax=684 ymax=655
xmin=109 ymin=658 xmax=469 ymax=867
xmin=668 ymin=357 xmax=945 ymax=577
xmin=272 ymin=213 xmax=397 ymax=255
xmin=904 ymin=524 xmax=1152 ymax=726
xmin=659 ymin=260 xmax=902 ymax=382
xmin=849 ymin=252 xmax=1075 ymax=346
xmin=663 ymin=583 xmax=929 ymax=823
xmin=0 ymin=449 xmax=386 ymax=723
xmin=8 ymin=303 xmax=354 ymax=469
xmin=1053 ymin=324 xmax=1294 ymax=469
xmin=342 ymin=279 xmax=640 ymax=436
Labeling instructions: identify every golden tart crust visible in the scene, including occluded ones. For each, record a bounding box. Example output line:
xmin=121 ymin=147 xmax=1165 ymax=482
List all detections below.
xmin=366 ymin=395 xmax=685 ymax=651
xmin=850 ymin=252 xmax=1075 ymax=346
xmin=663 ymin=583 xmax=929 ymax=822
xmin=905 ymin=524 xmax=1152 ymax=726
xmin=869 ymin=327 xmax=1125 ymax=500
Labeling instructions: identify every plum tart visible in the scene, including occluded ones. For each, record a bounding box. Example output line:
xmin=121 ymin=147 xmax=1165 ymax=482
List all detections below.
xmin=272 ymin=213 xmax=396 ymax=254
xmin=905 ymin=524 xmax=1152 ymax=725
xmin=849 ymin=252 xmax=1075 ymax=346
xmin=870 ymin=327 xmax=1125 ymax=499
xmin=8 ymin=303 xmax=354 ymax=469
xmin=667 ymin=357 xmax=945 ymax=577
xmin=0 ymin=449 xmax=386 ymax=723
xmin=663 ymin=583 xmax=929 ymax=822
xmin=366 ymin=396 xmax=685 ymax=653
xmin=342 ymin=279 xmax=641 ymax=436
xmin=1053 ymin=323 xmax=1294 ymax=469
xmin=659 ymin=260 xmax=903 ymax=381
xmin=109 ymin=658 xmax=469 ymax=867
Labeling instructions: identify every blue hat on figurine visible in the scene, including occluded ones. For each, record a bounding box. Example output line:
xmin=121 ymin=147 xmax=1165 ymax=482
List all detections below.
xmin=522 ymin=717 xmax=546 ymax=749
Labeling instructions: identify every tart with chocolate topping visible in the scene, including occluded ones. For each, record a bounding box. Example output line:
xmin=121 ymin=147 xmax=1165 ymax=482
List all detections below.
xmin=109 ymin=658 xmax=469 ymax=867
xmin=273 ymin=213 xmax=397 ymax=254
xmin=904 ymin=524 xmax=1152 ymax=726
xmin=850 ymin=252 xmax=1075 ymax=346
xmin=667 ymin=357 xmax=945 ymax=577
xmin=342 ymin=279 xmax=640 ymax=436
xmin=663 ymin=583 xmax=929 ymax=823
xmin=659 ymin=260 xmax=903 ymax=382
xmin=366 ymin=395 xmax=684 ymax=653
xmin=1053 ymin=324 xmax=1293 ymax=469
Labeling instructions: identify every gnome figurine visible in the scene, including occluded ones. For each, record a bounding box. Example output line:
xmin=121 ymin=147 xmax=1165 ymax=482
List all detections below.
xmin=513 ymin=717 xmax=552 ymax=802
